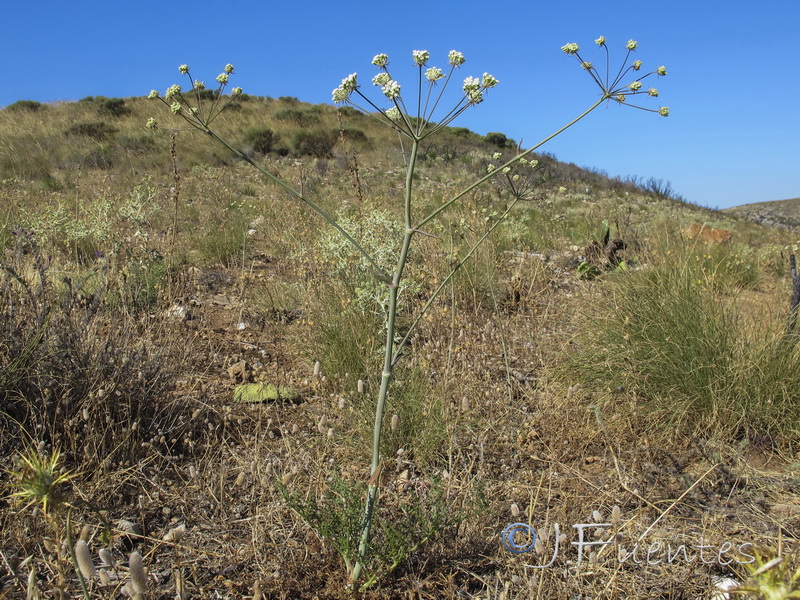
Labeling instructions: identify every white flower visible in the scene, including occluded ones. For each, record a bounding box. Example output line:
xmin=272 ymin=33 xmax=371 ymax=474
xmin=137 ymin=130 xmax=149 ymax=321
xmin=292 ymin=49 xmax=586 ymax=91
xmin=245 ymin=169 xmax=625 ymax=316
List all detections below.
xmin=170 ymin=101 xmax=182 ymax=114
xmin=372 ymin=53 xmax=389 ymax=67
xmin=231 ymin=87 xmax=243 ymax=96
xmin=425 ymin=67 xmax=445 ymax=81
xmin=411 ymin=50 xmax=431 ymax=67
xmin=385 ymin=106 xmax=402 ymax=120
xmin=147 ymin=90 xmax=159 ymax=99
xmin=492 ymin=152 xmax=502 ymax=160
xmin=626 ymin=39 xmax=638 ymax=51
xmin=628 ymin=81 xmax=643 ymax=92
xmin=178 ymin=64 xmax=189 ymax=74
xmin=595 ymin=36 xmax=606 ymax=46
xmin=165 ymin=84 xmax=181 ymax=100
xmin=341 ymin=73 xmax=358 ymax=92
xmin=193 ymin=80 xmax=205 ymax=90
xmin=448 ymin=50 xmax=465 ymax=66
xmin=332 ymin=86 xmax=349 ymax=103
xmin=145 ymin=117 xmax=157 ymax=129
xmin=462 ymin=76 xmax=481 ymax=92
xmin=561 ymin=43 xmax=580 ymax=54
xmin=412 ymin=50 xmax=430 ymax=66
xmin=224 ymin=63 xmax=234 ymax=74
xmin=381 ymin=80 xmax=401 ymax=99
xmin=481 ymin=73 xmax=499 ymax=88
xmin=372 ymin=72 xmax=390 ymax=86
xmin=216 ymin=72 xmax=229 ymax=84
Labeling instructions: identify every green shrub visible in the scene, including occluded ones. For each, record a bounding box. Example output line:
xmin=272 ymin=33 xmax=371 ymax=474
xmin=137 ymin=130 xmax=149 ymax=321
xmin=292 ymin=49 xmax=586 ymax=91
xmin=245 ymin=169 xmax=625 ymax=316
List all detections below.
xmin=292 ymin=129 xmax=337 ymax=157
xmin=275 ymin=108 xmax=321 ymax=127
xmin=5 ymin=100 xmax=44 ymax=112
xmin=563 ymin=255 xmax=800 ymax=439
xmin=65 ymin=121 xmax=117 ymax=141
xmin=484 ymin=131 xmax=510 ymax=147
xmin=98 ymin=97 xmax=131 ymax=117
xmin=340 ymin=127 xmax=369 ymax=144
xmin=243 ymin=127 xmax=280 ymax=155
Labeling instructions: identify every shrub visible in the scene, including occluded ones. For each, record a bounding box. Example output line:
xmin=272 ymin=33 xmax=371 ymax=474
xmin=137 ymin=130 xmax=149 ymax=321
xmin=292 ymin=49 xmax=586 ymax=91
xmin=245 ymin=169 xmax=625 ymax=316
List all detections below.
xmin=562 ymin=255 xmax=800 ymax=440
xmin=275 ymin=108 xmax=321 ymax=127
xmin=98 ymin=97 xmax=131 ymax=117
xmin=340 ymin=127 xmax=369 ymax=144
xmin=243 ymin=127 xmax=280 ymax=155
xmin=291 ymin=129 xmax=337 ymax=157
xmin=484 ymin=131 xmax=509 ymax=147
xmin=5 ymin=100 xmax=44 ymax=112
xmin=65 ymin=121 xmax=117 ymax=141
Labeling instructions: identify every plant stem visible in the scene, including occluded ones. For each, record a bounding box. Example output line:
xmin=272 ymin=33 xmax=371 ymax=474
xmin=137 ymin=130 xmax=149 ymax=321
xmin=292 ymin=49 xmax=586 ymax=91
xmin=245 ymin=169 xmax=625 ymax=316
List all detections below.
xmin=350 ymin=140 xmax=420 ymax=585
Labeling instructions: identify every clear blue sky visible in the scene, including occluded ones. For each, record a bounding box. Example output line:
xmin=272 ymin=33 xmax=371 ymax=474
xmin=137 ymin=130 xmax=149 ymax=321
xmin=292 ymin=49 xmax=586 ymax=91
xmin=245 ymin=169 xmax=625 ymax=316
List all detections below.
xmin=3 ymin=0 xmax=798 ymax=209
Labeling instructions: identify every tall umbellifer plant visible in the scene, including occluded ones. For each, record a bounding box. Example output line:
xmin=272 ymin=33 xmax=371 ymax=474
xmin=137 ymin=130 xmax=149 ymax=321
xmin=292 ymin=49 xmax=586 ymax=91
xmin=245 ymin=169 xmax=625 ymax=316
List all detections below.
xmin=148 ymin=39 xmax=668 ymax=586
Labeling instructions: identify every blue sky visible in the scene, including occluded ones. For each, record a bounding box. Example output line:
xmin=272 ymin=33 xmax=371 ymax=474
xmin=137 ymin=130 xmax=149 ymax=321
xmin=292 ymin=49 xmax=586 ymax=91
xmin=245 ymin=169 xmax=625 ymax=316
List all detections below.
xmin=3 ymin=0 xmax=798 ymax=209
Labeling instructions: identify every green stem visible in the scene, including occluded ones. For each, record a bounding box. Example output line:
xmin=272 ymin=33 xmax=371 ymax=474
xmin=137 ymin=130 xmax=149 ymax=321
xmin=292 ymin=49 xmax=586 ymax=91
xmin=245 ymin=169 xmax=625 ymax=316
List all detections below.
xmin=65 ymin=506 xmax=90 ymax=600
xmin=350 ymin=140 xmax=420 ymax=585
xmin=417 ymin=96 xmax=607 ymax=229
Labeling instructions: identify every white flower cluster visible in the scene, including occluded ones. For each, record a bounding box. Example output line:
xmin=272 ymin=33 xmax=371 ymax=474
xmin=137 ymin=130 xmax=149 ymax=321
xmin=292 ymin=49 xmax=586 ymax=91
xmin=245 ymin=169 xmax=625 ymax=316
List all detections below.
xmin=332 ymin=73 xmax=359 ymax=104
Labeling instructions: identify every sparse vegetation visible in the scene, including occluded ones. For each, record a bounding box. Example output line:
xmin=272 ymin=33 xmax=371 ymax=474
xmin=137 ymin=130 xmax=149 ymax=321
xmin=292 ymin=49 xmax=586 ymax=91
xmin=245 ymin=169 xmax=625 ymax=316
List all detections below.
xmin=1 ymin=41 xmax=798 ymax=600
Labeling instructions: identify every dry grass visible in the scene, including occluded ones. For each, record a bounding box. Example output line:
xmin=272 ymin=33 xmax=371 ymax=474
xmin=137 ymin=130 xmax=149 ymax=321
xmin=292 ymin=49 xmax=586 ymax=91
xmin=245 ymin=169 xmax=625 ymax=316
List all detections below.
xmin=1 ymin=97 xmax=799 ymax=599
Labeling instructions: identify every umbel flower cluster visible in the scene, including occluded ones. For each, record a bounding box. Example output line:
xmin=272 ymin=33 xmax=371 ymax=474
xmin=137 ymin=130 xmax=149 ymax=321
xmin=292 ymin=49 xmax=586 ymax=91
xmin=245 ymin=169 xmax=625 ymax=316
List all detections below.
xmin=145 ymin=63 xmax=242 ymax=131
xmin=331 ymin=49 xmax=499 ymax=140
xmin=561 ymin=37 xmax=669 ymax=116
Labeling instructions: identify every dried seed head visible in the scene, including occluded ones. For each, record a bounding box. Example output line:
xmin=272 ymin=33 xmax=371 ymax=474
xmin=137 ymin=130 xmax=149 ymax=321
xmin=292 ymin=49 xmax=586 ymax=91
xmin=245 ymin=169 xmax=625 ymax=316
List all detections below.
xmin=510 ymin=503 xmax=520 ymax=517
xmin=357 ymin=379 xmax=364 ymax=394
xmin=592 ymin=510 xmax=603 ymax=523
xmin=390 ymin=414 xmax=400 ymax=431
xmin=461 ymin=397 xmax=470 ymax=412
xmin=99 ymin=569 xmax=110 ymax=585
xmin=75 ymin=540 xmax=97 ymax=580
xmin=98 ymin=548 xmax=114 ymax=567
xmin=129 ymin=551 xmax=148 ymax=594
xmin=611 ymin=505 xmax=621 ymax=526
xmin=313 ymin=361 xmax=321 ymax=377
xmin=534 ymin=537 xmax=544 ymax=555
xmin=317 ymin=416 xmax=327 ymax=434
xmin=338 ymin=397 xmax=346 ymax=410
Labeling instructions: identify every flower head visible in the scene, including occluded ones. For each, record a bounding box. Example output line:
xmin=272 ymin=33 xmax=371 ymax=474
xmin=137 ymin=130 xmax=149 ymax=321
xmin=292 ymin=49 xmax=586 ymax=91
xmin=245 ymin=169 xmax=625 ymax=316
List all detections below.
xmin=628 ymin=81 xmax=643 ymax=92
xmin=448 ymin=50 xmax=465 ymax=66
xmin=382 ymin=80 xmax=401 ymax=99
xmin=170 ymin=101 xmax=182 ymax=114
xmin=147 ymin=90 xmax=159 ymax=100
xmin=224 ymin=64 xmax=234 ymax=74
xmin=412 ymin=50 xmax=430 ymax=66
xmin=372 ymin=54 xmax=389 ymax=67
xmin=216 ymin=72 xmax=229 ymax=85
xmin=492 ymin=152 xmax=502 ymax=160
xmin=231 ymin=87 xmax=243 ymax=96
xmin=341 ymin=73 xmax=358 ymax=92
xmin=648 ymin=88 xmax=659 ymax=97
xmin=165 ymin=84 xmax=181 ymax=100
xmin=657 ymin=65 xmax=667 ymax=76
xmin=372 ymin=72 xmax=391 ymax=86
xmin=481 ymin=73 xmax=499 ymax=88
xmin=332 ymin=87 xmax=349 ymax=103
xmin=425 ymin=67 xmax=445 ymax=82
xmin=385 ymin=106 xmax=402 ymax=120
xmin=632 ymin=60 xmax=643 ymax=71
xmin=595 ymin=36 xmax=606 ymax=46
xmin=561 ymin=42 xmax=580 ymax=54
xmin=581 ymin=61 xmax=593 ymax=70
xmin=462 ymin=76 xmax=481 ymax=93
xmin=179 ymin=64 xmax=189 ymax=74
xmin=659 ymin=106 xmax=670 ymax=117
xmin=193 ymin=80 xmax=205 ymax=91
xmin=626 ymin=39 xmax=638 ymax=51
xmin=146 ymin=117 xmax=157 ymax=129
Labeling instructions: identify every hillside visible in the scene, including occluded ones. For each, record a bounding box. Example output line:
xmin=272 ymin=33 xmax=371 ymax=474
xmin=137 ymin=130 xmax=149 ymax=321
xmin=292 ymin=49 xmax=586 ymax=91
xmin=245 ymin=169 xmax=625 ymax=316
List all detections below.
xmin=725 ymin=196 xmax=800 ymax=229
xmin=2 ymin=94 xmax=799 ymax=599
